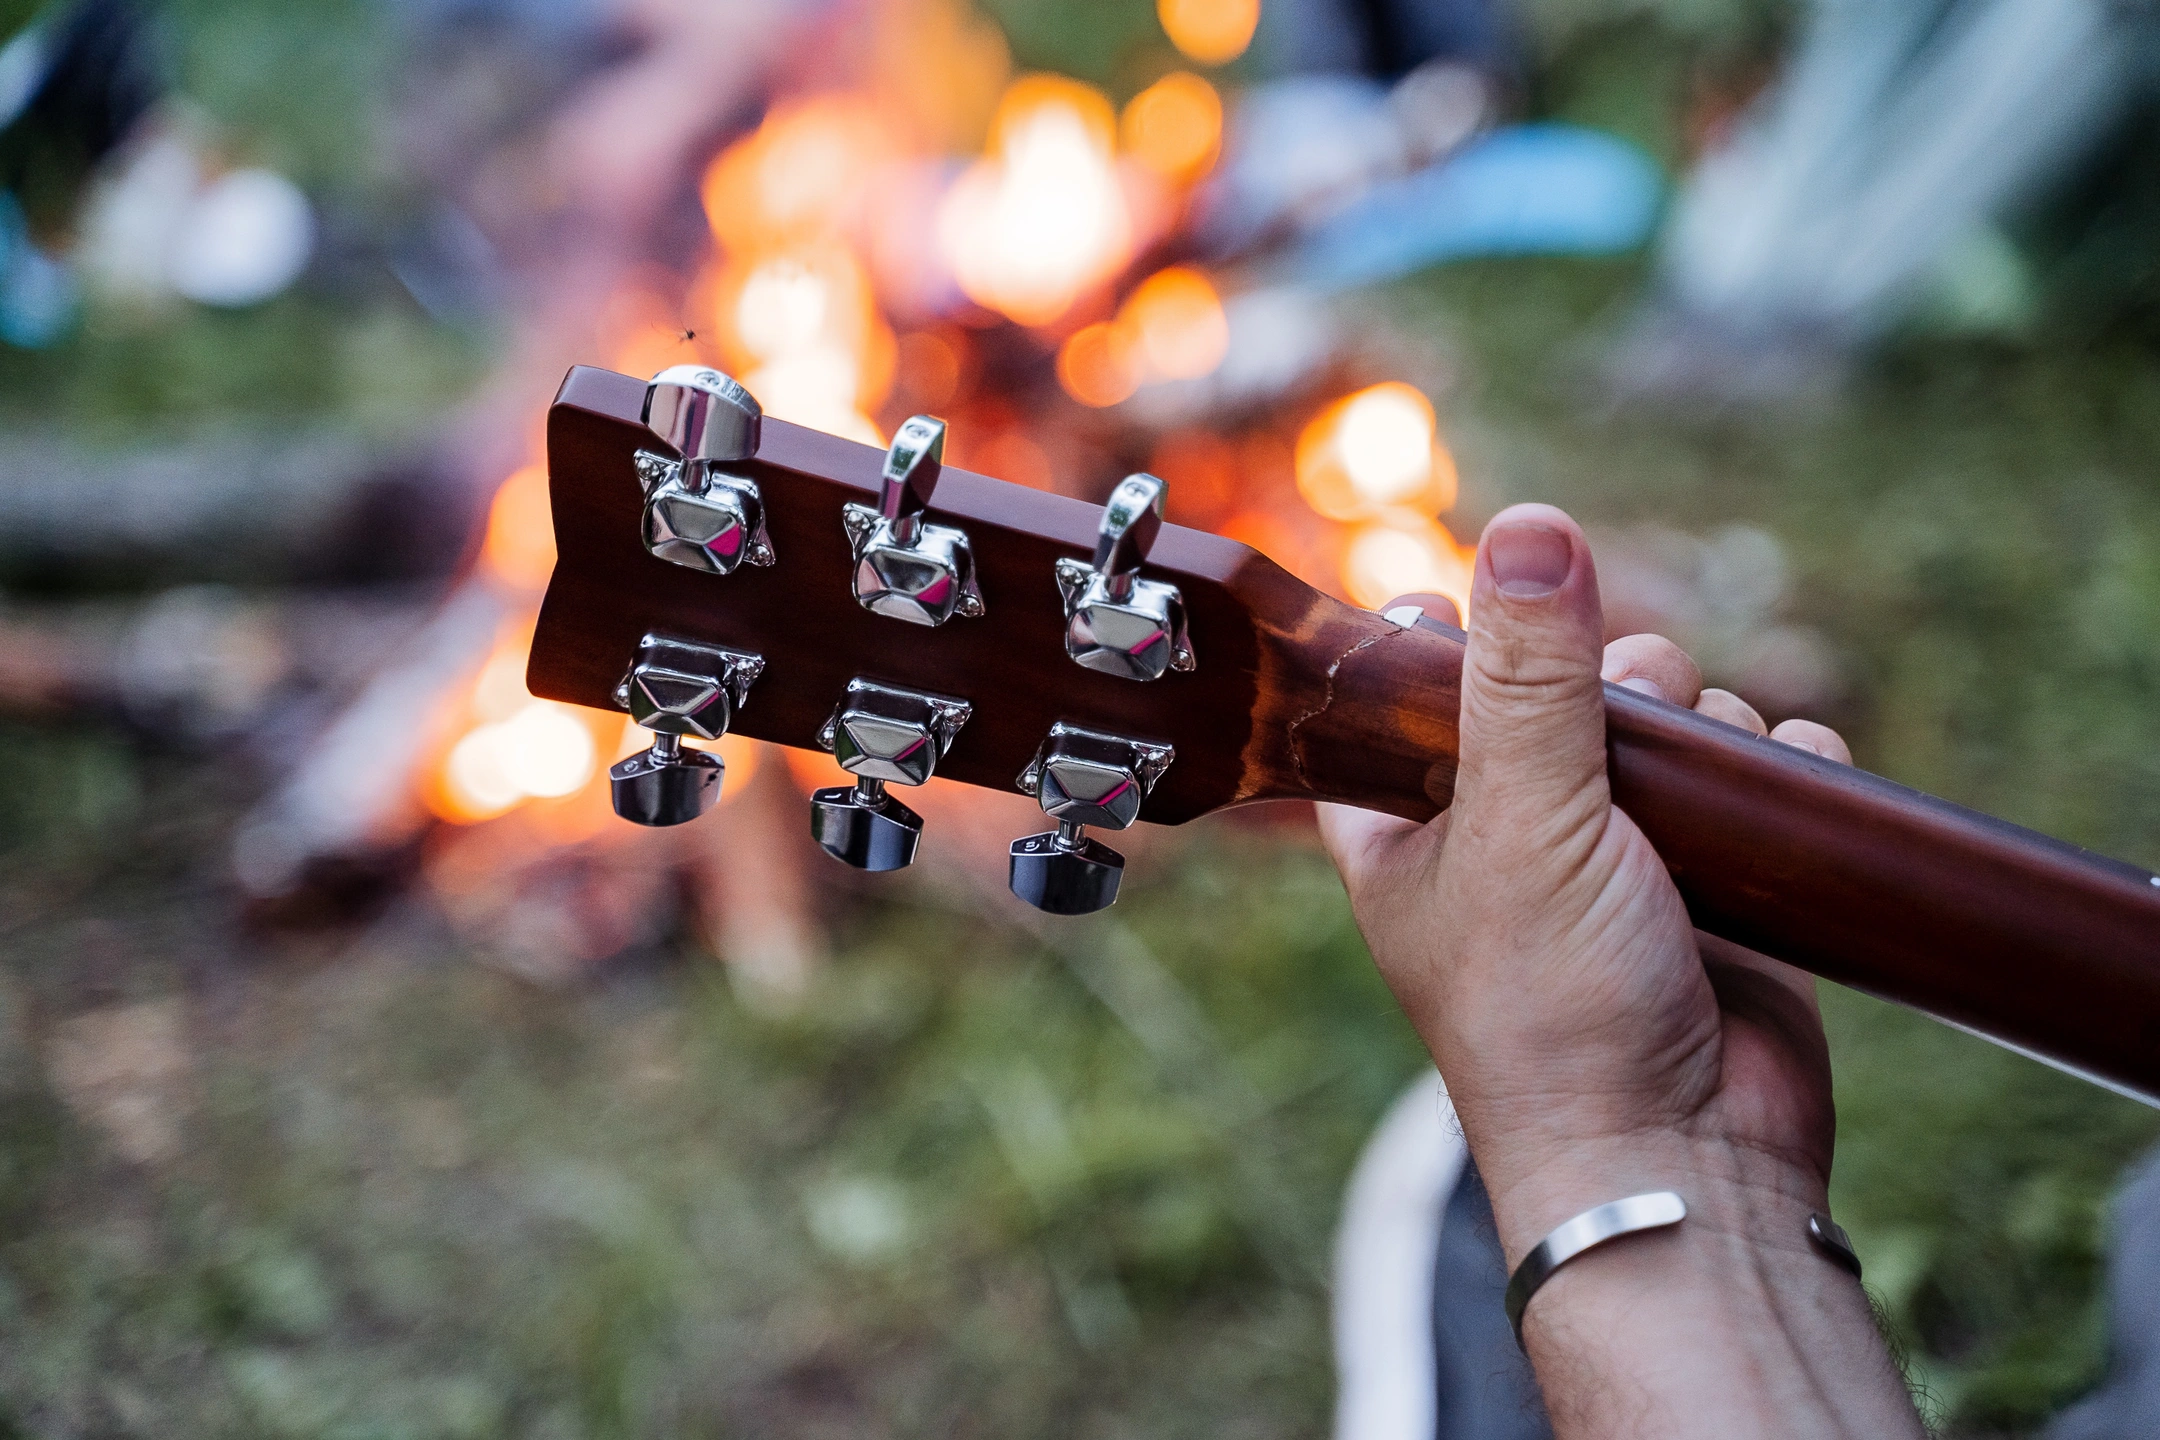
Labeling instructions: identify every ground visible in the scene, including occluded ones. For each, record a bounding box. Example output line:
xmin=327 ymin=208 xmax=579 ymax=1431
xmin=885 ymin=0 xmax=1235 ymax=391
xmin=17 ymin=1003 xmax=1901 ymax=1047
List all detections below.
xmin=4 ymin=2 xmax=2159 ymax=1433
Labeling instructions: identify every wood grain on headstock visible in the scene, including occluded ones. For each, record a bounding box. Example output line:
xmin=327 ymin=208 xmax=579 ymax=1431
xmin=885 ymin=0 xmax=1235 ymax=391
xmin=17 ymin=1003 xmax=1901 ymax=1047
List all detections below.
xmin=528 ymin=364 xmax=1465 ymax=824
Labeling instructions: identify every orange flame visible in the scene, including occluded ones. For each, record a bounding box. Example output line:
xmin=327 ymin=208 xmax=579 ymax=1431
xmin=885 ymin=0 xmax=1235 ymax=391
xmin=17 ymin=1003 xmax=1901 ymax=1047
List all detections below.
xmin=1295 ymin=383 xmax=1459 ymax=520
xmin=1339 ymin=515 xmax=1477 ymax=618
xmin=479 ymin=463 xmax=556 ymax=591
xmin=703 ymin=243 xmax=892 ymax=444
xmin=939 ymin=75 xmax=1134 ymax=326
xmin=422 ymin=621 xmax=618 ymax=827
xmin=1058 ymin=321 xmax=1142 ymax=407
xmin=1121 ymin=71 xmax=1223 ymax=182
xmin=1124 ymin=265 xmax=1228 ymax=380
xmin=1057 ymin=264 xmax=1228 ymax=405
xmin=1158 ymin=0 xmax=1260 ymax=66
xmin=700 ymin=96 xmax=897 ymax=256
xmin=693 ymin=94 xmax=910 ymax=445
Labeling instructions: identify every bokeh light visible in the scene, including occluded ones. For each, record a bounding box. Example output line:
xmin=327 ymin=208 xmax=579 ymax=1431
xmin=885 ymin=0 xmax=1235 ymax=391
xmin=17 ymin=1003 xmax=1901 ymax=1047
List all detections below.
xmin=1338 ymin=383 xmax=1438 ymax=503
xmin=1295 ymin=382 xmax=1459 ymax=520
xmin=1120 ymin=71 xmax=1223 ymax=182
xmin=699 ymin=97 xmax=894 ymax=255
xmin=939 ymin=75 xmax=1133 ymax=326
xmin=1341 ymin=517 xmax=1475 ymax=616
xmin=1058 ymin=320 xmax=1142 ymax=407
xmin=1123 ymin=265 xmax=1229 ymax=380
xmin=432 ymin=700 xmax=601 ymax=823
xmin=710 ymin=245 xmax=890 ymax=444
xmin=1057 ymin=265 xmax=1228 ymax=405
xmin=479 ymin=464 xmax=556 ymax=590
xmin=1158 ymin=0 xmax=1260 ymax=66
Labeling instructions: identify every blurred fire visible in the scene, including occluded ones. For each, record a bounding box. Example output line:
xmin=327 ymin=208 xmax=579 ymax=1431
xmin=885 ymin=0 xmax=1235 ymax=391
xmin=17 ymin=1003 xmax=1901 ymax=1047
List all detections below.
xmin=696 ymin=95 xmax=903 ymax=444
xmin=1121 ymin=71 xmax=1223 ymax=182
xmin=709 ymin=243 xmax=892 ymax=445
xmin=1058 ymin=265 xmax=1228 ymax=406
xmin=1341 ymin=516 xmax=1476 ymax=615
xmin=478 ymin=463 xmax=555 ymax=590
xmin=418 ymin=3 xmax=1479 ymax=851
xmin=421 ymin=620 xmax=615 ymax=829
xmin=1297 ymin=383 xmax=1473 ymax=617
xmin=939 ymin=75 xmax=1134 ymax=326
xmin=699 ymin=96 xmax=897 ymax=254
xmin=1158 ymin=0 xmax=1260 ymax=67
xmin=1296 ymin=382 xmax=1459 ymax=519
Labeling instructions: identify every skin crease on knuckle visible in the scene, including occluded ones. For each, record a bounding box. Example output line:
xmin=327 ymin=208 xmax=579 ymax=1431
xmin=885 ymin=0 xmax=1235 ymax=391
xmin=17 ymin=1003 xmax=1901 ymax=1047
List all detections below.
xmin=1468 ymin=647 xmax=1605 ymax=710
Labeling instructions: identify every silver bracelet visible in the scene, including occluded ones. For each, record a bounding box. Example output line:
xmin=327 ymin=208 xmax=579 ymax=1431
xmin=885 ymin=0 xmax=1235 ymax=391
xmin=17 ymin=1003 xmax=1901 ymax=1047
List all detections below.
xmin=1503 ymin=1191 xmax=1687 ymax=1347
xmin=1503 ymin=1194 xmax=1869 ymax=1349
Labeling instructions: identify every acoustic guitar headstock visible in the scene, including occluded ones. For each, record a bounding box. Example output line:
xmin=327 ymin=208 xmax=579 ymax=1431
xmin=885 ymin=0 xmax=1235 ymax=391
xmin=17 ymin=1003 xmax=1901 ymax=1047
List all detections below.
xmin=528 ymin=365 xmax=1469 ymax=912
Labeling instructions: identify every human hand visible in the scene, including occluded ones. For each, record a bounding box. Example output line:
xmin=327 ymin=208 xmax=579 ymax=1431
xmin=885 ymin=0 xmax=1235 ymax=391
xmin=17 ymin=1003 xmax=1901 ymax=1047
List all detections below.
xmin=1319 ymin=504 xmax=1920 ymax=1437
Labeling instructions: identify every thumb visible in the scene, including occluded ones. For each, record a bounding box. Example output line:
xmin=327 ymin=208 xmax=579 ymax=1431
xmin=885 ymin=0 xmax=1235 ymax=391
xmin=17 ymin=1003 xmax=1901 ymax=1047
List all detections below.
xmin=1452 ymin=505 xmax=1611 ymax=861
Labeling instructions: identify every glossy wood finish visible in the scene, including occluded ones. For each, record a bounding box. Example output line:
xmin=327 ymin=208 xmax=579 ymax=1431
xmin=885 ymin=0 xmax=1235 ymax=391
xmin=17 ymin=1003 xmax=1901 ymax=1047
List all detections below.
xmin=529 ymin=366 xmax=1275 ymax=822
xmin=1267 ymin=610 xmax=2160 ymax=1098
xmin=530 ymin=366 xmax=2160 ymax=1101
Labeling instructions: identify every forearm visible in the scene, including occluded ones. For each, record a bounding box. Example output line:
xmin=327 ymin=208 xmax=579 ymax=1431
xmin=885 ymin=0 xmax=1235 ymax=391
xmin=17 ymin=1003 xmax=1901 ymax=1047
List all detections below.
xmin=1481 ymin=1131 xmax=1925 ymax=1440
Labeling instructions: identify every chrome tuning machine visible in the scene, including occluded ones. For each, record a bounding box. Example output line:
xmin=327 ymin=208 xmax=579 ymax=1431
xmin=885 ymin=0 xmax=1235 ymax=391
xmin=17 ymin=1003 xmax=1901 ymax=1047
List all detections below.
xmin=1055 ymin=472 xmax=1195 ymax=682
xmin=1009 ymin=723 xmax=1174 ymax=915
xmin=842 ymin=415 xmax=985 ymax=626
xmin=634 ymin=365 xmax=776 ymax=575
xmin=608 ymin=633 xmax=764 ymax=826
xmin=809 ymin=679 xmax=972 ymax=872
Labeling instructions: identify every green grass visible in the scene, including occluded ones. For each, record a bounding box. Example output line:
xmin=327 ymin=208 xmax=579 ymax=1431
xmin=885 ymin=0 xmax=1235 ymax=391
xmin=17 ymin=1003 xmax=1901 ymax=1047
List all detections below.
xmin=5 ymin=1 xmax=2160 ymax=1431
xmin=0 ymin=786 xmax=1424 ymax=1436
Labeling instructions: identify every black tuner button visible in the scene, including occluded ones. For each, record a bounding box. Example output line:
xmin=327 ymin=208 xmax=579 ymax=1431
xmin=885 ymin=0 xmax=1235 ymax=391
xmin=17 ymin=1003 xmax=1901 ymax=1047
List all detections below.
xmin=1007 ymin=829 xmax=1126 ymax=915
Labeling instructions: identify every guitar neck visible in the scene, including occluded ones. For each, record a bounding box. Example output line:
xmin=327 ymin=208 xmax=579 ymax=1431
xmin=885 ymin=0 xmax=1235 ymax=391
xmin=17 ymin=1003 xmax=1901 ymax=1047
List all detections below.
xmin=1264 ymin=609 xmax=2160 ymax=1101
xmin=529 ymin=364 xmax=2160 ymax=1102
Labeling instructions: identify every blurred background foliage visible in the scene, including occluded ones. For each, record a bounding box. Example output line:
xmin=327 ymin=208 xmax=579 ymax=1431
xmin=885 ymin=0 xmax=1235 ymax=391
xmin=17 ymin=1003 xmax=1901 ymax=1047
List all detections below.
xmin=2 ymin=0 xmax=2158 ymax=1435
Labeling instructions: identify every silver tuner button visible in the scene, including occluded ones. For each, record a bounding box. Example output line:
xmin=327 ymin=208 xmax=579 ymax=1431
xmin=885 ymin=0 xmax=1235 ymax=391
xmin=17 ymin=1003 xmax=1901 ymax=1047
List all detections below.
xmin=636 ymin=365 xmax=776 ymax=575
xmin=809 ymin=678 xmax=971 ymax=872
xmin=1008 ymin=722 xmax=1174 ymax=915
xmin=842 ymin=415 xmax=985 ymax=626
xmin=1055 ymin=472 xmax=1196 ymax=682
xmin=607 ymin=633 xmax=764 ymax=827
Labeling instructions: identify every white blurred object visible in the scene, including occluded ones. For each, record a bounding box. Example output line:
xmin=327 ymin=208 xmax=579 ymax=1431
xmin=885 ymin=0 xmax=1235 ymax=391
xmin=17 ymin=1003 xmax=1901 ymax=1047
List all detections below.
xmin=76 ymin=130 xmax=200 ymax=303
xmin=1658 ymin=0 xmax=2147 ymax=344
xmin=78 ymin=126 xmax=314 ymax=309
xmin=1331 ymin=1069 xmax=1460 ymax=1440
xmin=166 ymin=168 xmax=315 ymax=307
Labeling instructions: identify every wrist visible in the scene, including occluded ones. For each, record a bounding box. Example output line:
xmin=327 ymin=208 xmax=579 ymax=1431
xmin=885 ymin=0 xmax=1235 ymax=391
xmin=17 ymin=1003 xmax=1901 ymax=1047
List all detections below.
xmin=1476 ymin=1126 xmax=1825 ymax=1271
xmin=1472 ymin=1130 xmax=1921 ymax=1439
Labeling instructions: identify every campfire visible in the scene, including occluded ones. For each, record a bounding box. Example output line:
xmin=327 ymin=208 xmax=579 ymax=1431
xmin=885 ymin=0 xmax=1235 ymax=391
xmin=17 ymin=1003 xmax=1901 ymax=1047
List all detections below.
xmin=240 ymin=0 xmax=1476 ymax=982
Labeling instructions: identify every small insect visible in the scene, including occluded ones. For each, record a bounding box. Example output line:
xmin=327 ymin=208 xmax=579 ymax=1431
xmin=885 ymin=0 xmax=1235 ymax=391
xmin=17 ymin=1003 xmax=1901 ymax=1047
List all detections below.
xmin=676 ymin=328 xmax=698 ymax=344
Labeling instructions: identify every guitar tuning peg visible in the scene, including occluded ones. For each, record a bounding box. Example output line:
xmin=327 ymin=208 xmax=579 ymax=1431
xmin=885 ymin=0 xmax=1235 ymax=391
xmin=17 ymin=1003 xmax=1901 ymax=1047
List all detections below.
xmin=876 ymin=412 xmax=943 ymax=539
xmin=841 ymin=415 xmax=986 ymax=626
xmin=635 ymin=366 xmax=776 ymax=575
xmin=809 ymin=678 xmax=972 ymax=871
xmin=1008 ymin=723 xmax=1174 ymax=915
xmin=608 ymin=633 xmax=764 ymax=826
xmin=645 ymin=364 xmax=760 ymax=463
xmin=1055 ymin=473 xmax=1196 ymax=682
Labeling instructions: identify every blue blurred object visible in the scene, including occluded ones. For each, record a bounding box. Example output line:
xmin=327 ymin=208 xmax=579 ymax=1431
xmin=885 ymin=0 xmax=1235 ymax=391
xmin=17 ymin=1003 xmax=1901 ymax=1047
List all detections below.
xmin=0 ymin=190 xmax=77 ymax=346
xmin=1291 ymin=123 xmax=1664 ymax=290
